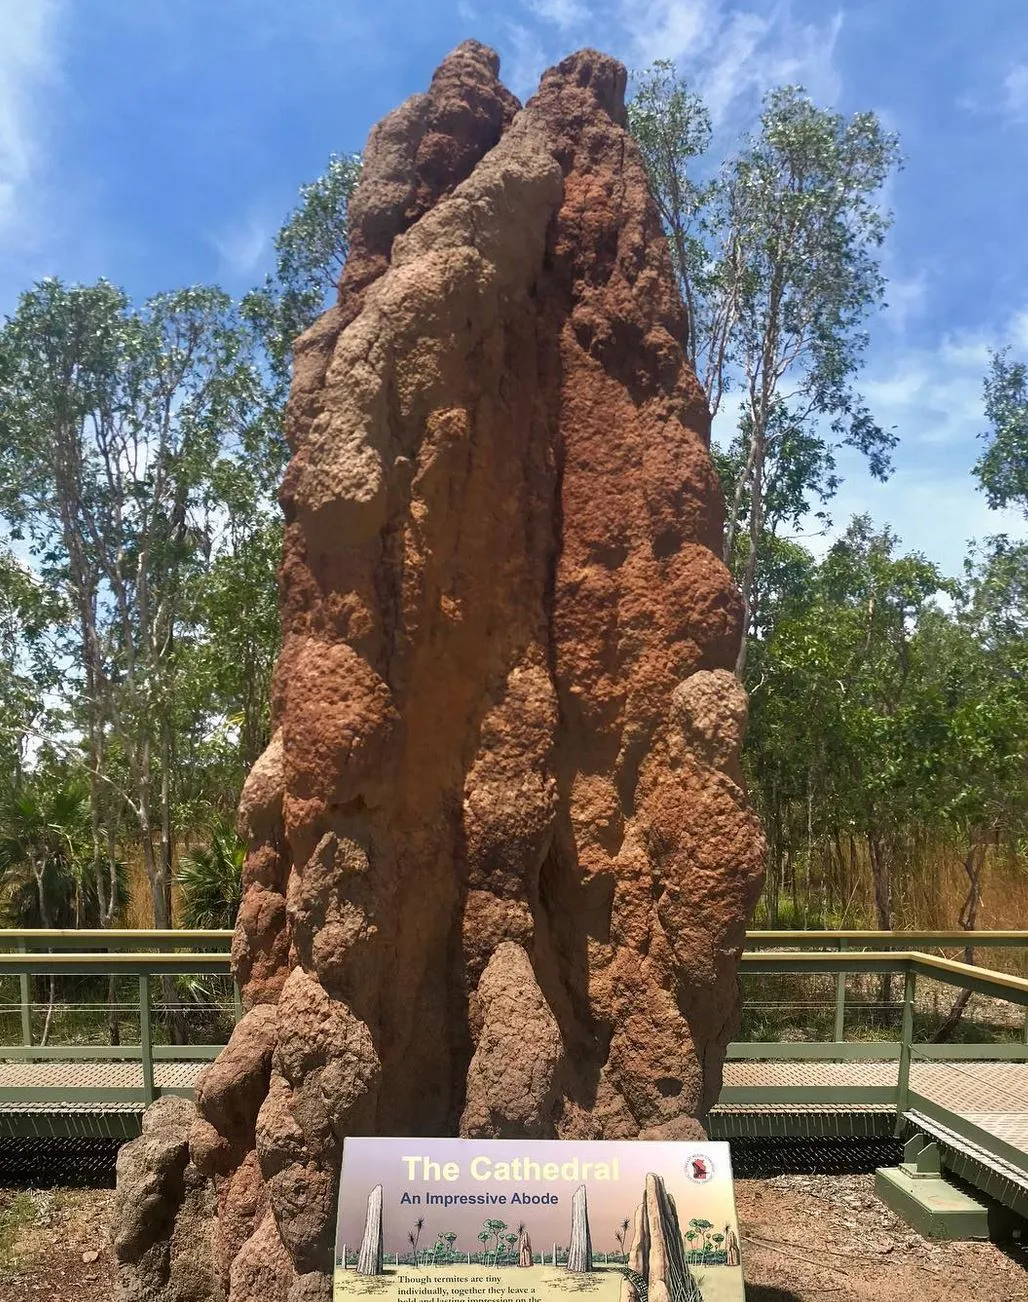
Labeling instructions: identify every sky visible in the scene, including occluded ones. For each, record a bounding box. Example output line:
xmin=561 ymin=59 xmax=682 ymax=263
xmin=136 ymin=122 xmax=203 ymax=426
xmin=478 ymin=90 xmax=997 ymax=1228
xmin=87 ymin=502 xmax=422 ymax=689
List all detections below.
xmin=2 ymin=0 xmax=1028 ymax=576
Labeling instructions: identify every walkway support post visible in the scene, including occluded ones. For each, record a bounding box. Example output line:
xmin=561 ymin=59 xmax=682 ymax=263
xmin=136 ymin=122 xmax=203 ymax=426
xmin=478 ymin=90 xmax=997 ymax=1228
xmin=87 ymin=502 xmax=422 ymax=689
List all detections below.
xmin=833 ymin=938 xmax=847 ymax=1043
xmin=139 ymin=974 xmax=155 ymax=1105
xmin=896 ymin=964 xmax=916 ymax=1123
xmin=18 ymin=942 xmax=32 ymax=1061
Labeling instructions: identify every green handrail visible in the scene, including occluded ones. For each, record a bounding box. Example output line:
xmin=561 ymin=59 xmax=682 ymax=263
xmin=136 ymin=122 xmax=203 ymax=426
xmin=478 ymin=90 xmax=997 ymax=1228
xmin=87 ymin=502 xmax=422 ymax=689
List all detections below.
xmin=739 ymin=949 xmax=1028 ymax=999
xmin=0 ymin=945 xmax=1026 ymax=1115
xmin=0 ymin=952 xmax=232 ymax=975
xmin=2 ymin=928 xmax=1027 ymax=951
xmin=0 ymin=929 xmax=234 ymax=951
xmin=746 ymin=929 xmax=1028 ymax=948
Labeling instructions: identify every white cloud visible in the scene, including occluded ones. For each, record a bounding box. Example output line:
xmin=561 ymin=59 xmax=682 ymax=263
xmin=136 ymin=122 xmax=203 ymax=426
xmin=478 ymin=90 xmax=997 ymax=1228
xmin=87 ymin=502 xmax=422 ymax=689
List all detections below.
xmin=797 ymin=470 xmax=1027 ymax=575
xmin=882 ymin=270 xmax=929 ymax=334
xmin=618 ymin=0 xmax=843 ymax=123
xmin=503 ymin=21 xmax=551 ymax=99
xmin=960 ymin=58 xmax=1028 ymax=126
xmin=1010 ymin=308 xmax=1028 ymax=354
xmin=862 ymin=333 xmax=990 ymax=449
xmin=209 ymin=212 xmax=271 ymax=279
xmin=513 ymin=0 xmax=844 ymax=122
xmin=0 ymin=0 xmax=61 ymax=233
xmin=1002 ymin=61 xmax=1028 ymax=123
xmin=528 ymin=0 xmax=591 ymax=27
xmin=778 ymin=309 xmax=1028 ymax=572
xmin=621 ymin=0 xmax=710 ymax=67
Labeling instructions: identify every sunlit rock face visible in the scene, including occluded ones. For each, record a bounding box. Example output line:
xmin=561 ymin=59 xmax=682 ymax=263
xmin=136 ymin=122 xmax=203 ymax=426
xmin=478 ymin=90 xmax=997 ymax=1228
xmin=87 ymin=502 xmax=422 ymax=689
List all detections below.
xmin=114 ymin=39 xmax=765 ymax=1302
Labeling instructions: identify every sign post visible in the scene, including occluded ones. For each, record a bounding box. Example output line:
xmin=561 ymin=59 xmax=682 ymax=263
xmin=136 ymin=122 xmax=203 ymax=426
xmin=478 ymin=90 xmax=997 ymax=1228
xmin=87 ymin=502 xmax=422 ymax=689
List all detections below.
xmin=334 ymin=1138 xmax=745 ymax=1302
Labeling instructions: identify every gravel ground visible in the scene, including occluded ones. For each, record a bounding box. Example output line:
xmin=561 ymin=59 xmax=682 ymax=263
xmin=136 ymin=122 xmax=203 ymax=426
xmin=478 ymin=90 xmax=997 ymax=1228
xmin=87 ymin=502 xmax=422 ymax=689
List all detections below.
xmin=0 ymin=1175 xmax=1025 ymax=1302
xmin=736 ymin=1173 xmax=1028 ymax=1301
xmin=0 ymin=1186 xmax=112 ymax=1301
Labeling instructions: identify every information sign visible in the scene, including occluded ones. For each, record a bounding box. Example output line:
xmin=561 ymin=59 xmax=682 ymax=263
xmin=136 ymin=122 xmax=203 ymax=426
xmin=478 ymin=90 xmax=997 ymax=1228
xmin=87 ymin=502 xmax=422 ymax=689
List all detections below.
xmin=334 ymin=1138 xmax=744 ymax=1302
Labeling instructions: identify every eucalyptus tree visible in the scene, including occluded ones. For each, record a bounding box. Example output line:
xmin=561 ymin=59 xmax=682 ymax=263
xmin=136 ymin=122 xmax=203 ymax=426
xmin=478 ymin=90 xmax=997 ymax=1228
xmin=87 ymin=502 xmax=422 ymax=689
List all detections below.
xmin=243 ymin=151 xmax=362 ymax=387
xmin=745 ymin=518 xmax=948 ymax=931
xmin=627 ymin=62 xmax=715 ymax=390
xmin=629 ymin=73 xmax=902 ymax=673
xmin=977 ymin=349 xmax=1028 ymax=514
xmin=0 ymin=278 xmax=270 ymax=929
xmin=0 ymin=279 xmax=130 ymax=922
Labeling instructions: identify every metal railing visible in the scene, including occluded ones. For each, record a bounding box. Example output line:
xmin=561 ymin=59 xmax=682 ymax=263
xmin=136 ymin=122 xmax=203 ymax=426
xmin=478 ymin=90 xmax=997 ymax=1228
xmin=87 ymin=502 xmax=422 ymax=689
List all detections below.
xmin=0 ymin=950 xmax=237 ymax=1106
xmin=740 ymin=930 xmax=1028 ymax=1047
xmin=0 ymin=930 xmax=1025 ymax=1117
xmin=746 ymin=929 xmax=1028 ymax=949
xmin=724 ymin=951 xmax=1028 ymax=1113
xmin=0 ymin=929 xmax=234 ymax=951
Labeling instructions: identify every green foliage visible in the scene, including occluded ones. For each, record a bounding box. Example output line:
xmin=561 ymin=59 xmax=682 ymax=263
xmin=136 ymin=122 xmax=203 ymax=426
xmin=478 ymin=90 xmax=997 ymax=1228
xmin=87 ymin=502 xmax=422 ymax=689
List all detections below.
xmin=0 ymin=773 xmax=112 ymax=928
xmin=0 ymin=147 xmax=356 ymax=928
xmin=0 ymin=547 xmax=65 ymax=786
xmin=977 ymin=350 xmax=1028 ymax=514
xmin=627 ymin=62 xmax=713 ymax=381
xmin=242 ymin=152 xmax=362 ymax=385
xmin=628 ymin=71 xmax=902 ymax=670
xmin=746 ymin=515 xmax=1028 ymax=931
xmin=176 ymin=822 xmax=245 ymax=929
xmin=0 ymin=276 xmax=279 ymax=924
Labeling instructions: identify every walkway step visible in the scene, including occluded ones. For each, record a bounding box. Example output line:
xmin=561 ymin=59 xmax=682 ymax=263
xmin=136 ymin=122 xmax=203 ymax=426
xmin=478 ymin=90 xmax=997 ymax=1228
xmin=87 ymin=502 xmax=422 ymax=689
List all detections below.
xmin=875 ymin=1166 xmax=990 ymax=1240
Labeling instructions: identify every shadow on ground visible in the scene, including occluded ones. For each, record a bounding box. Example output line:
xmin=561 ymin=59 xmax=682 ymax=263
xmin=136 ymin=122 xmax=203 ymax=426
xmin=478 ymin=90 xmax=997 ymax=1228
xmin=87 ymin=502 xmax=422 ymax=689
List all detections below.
xmin=745 ymin=1288 xmax=804 ymax=1302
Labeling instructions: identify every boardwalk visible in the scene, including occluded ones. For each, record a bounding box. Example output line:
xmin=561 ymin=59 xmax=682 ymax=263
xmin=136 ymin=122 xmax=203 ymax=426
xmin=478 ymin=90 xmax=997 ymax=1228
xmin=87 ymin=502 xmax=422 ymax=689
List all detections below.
xmin=0 ymin=1057 xmax=1025 ymax=1165
xmin=0 ymin=1059 xmax=207 ymax=1108
xmin=716 ymin=1060 xmax=1028 ymax=1164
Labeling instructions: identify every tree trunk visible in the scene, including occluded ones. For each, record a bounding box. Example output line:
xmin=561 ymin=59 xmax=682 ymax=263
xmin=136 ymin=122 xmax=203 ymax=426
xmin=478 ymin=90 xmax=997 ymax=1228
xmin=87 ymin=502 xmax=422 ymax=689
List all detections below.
xmin=104 ymin=822 xmax=121 ymax=1046
xmin=41 ymin=977 xmax=56 ymax=1047
xmin=159 ymin=713 xmax=174 ymax=914
xmin=788 ymin=847 xmax=797 ymax=922
xmin=867 ymin=833 xmax=892 ymax=931
xmin=734 ymin=435 xmax=765 ymax=679
xmin=143 ymin=827 xmax=185 ymax=1045
xmin=566 ymin=1185 xmax=593 ymax=1273
xmin=108 ymin=973 xmax=121 ymax=1047
xmin=356 ymin=1184 xmax=384 ymax=1276
xmin=868 ymin=831 xmax=894 ymax=1012
xmin=933 ymin=837 xmax=986 ymax=1043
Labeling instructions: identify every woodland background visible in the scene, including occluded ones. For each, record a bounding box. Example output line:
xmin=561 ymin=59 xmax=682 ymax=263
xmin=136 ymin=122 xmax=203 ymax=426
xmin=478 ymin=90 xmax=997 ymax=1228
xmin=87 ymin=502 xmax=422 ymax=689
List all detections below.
xmin=0 ymin=67 xmax=1025 ymax=953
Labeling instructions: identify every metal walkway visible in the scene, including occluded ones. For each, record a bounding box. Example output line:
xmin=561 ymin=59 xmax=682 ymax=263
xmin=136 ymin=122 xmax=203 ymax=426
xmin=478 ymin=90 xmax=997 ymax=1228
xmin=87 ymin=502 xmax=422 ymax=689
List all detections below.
xmin=0 ymin=1057 xmax=1025 ymax=1160
xmin=0 ymin=929 xmax=1026 ymax=1221
xmin=711 ymin=1059 xmax=1028 ymax=1220
xmin=714 ymin=1060 xmax=1028 ymax=1148
xmin=0 ymin=1060 xmax=208 ymax=1135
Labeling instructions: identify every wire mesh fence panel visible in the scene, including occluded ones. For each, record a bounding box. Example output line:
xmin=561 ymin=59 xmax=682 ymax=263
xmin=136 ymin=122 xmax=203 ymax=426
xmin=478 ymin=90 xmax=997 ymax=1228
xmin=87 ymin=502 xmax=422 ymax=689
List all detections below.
xmin=0 ymin=971 xmax=236 ymax=1054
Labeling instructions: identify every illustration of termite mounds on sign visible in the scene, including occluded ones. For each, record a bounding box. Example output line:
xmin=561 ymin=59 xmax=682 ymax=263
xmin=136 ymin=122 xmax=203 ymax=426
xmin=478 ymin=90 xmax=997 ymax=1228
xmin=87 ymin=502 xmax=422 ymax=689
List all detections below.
xmin=111 ymin=37 xmax=765 ymax=1302
xmin=620 ymin=1174 xmax=703 ymax=1302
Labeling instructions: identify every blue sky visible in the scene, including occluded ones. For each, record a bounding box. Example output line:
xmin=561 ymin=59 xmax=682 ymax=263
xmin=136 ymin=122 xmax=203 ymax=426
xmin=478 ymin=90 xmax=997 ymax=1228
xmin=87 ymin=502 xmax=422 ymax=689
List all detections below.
xmin=2 ymin=0 xmax=1028 ymax=575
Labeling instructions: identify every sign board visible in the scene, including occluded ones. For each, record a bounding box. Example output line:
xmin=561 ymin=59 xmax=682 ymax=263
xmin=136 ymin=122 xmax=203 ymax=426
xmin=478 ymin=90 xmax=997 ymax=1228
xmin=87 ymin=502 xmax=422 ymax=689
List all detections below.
xmin=334 ymin=1138 xmax=744 ymax=1302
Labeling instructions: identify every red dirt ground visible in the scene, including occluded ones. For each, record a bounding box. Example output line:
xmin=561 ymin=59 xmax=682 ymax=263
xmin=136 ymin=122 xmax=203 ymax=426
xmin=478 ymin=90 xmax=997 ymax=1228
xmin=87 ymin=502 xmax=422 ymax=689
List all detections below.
xmin=0 ymin=1175 xmax=1025 ymax=1302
